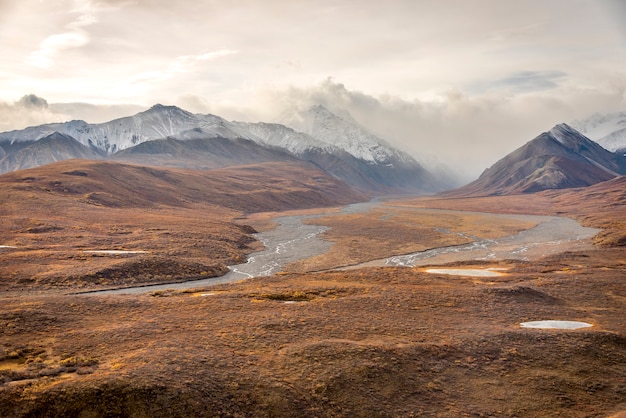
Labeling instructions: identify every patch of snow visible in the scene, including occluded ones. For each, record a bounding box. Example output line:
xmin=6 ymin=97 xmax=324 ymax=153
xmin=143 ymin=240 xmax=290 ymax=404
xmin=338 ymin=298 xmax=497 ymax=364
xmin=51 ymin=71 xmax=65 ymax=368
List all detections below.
xmin=232 ymin=121 xmax=334 ymax=154
xmin=0 ymin=245 xmax=17 ymax=248
xmin=571 ymin=111 xmax=626 ymax=152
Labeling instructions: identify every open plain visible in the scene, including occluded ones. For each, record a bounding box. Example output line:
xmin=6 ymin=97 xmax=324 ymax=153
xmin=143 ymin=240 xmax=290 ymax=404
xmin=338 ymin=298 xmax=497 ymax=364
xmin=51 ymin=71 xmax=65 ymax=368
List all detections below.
xmin=1 ymin=162 xmax=626 ymax=417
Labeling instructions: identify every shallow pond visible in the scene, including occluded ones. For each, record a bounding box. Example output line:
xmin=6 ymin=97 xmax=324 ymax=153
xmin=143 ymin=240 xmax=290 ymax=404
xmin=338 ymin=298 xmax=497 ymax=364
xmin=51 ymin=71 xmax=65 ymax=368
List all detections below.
xmin=520 ymin=320 xmax=593 ymax=329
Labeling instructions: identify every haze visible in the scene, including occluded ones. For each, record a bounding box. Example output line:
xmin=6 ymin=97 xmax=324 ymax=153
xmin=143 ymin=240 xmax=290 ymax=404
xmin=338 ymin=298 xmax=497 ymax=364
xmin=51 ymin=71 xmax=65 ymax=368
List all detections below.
xmin=1 ymin=0 xmax=625 ymax=179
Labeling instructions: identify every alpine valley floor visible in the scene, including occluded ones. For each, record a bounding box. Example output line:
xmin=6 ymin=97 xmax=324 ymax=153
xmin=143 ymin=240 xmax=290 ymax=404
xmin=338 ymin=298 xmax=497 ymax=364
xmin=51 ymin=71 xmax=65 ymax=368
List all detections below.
xmin=1 ymin=164 xmax=626 ymax=417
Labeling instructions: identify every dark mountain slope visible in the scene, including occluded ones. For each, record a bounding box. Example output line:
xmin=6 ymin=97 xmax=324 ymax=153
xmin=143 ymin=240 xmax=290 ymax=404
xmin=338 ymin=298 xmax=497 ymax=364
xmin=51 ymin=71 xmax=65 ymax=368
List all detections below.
xmin=110 ymin=132 xmax=301 ymax=170
xmin=0 ymin=132 xmax=102 ymax=173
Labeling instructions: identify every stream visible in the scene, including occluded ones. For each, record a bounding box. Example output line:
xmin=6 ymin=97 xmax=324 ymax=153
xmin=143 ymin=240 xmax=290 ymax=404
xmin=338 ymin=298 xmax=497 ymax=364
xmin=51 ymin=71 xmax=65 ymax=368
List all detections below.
xmin=82 ymin=201 xmax=600 ymax=295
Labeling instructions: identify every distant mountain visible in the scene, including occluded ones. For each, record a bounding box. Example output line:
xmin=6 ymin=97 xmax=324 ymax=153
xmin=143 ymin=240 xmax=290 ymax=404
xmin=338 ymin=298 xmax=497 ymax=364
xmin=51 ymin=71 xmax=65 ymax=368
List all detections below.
xmin=280 ymin=105 xmax=416 ymax=165
xmin=572 ymin=111 xmax=626 ymax=154
xmin=445 ymin=124 xmax=626 ymax=196
xmin=0 ymin=132 xmax=101 ymax=173
xmin=0 ymin=104 xmax=446 ymax=193
xmin=0 ymin=104 xmax=257 ymax=155
xmin=275 ymin=105 xmax=446 ymax=192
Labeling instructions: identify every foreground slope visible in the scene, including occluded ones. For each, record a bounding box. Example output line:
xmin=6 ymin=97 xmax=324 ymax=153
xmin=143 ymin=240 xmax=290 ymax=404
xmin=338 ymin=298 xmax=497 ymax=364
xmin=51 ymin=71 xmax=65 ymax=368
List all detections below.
xmin=446 ymin=123 xmax=626 ymax=196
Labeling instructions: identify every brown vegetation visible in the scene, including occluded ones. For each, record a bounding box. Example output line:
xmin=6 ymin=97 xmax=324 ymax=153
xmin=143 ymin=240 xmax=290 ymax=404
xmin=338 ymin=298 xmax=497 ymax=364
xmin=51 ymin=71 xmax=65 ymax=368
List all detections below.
xmin=1 ymin=162 xmax=625 ymax=416
xmin=0 ymin=160 xmax=366 ymax=291
xmin=1 ymin=249 xmax=625 ymax=417
xmin=407 ymin=176 xmax=626 ymax=247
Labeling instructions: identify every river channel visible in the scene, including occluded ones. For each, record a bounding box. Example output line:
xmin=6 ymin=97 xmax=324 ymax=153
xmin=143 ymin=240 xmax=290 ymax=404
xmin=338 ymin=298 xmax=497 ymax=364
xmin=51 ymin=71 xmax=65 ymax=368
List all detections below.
xmin=83 ymin=201 xmax=600 ymax=295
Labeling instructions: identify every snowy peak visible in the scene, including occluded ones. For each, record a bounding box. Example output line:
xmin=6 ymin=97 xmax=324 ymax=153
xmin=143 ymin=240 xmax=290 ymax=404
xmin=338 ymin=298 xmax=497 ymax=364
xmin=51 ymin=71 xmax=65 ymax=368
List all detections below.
xmin=547 ymin=123 xmax=596 ymax=149
xmin=549 ymin=123 xmax=580 ymax=144
xmin=0 ymin=104 xmax=257 ymax=155
xmin=0 ymin=103 xmax=447 ymax=192
xmin=281 ymin=105 xmax=415 ymax=164
xmin=571 ymin=111 xmax=626 ymax=153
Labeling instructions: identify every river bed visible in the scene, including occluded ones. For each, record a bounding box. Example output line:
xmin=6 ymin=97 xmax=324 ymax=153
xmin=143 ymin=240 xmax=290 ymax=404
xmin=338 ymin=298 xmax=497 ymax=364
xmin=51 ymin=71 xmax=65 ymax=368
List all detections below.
xmin=82 ymin=201 xmax=600 ymax=295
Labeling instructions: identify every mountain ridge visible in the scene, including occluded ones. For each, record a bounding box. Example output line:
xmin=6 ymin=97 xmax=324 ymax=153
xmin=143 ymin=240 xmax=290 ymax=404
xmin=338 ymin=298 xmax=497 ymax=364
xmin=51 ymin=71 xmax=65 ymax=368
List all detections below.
xmin=0 ymin=104 xmax=446 ymax=193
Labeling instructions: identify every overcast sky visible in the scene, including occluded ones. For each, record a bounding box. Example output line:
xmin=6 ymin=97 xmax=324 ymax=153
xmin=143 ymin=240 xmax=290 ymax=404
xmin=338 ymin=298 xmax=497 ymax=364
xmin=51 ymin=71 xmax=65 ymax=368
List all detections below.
xmin=1 ymin=0 xmax=625 ymax=179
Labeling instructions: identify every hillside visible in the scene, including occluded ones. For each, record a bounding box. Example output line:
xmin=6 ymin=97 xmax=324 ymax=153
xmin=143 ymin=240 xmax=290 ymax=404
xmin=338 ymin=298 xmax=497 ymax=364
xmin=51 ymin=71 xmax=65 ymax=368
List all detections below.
xmin=0 ymin=159 xmax=367 ymax=291
xmin=0 ymin=132 xmax=102 ymax=173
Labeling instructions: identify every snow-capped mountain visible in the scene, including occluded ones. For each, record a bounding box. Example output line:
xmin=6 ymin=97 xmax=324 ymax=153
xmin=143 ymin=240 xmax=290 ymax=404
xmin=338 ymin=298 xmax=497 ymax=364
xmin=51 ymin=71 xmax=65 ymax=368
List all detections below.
xmin=279 ymin=105 xmax=417 ymax=165
xmin=231 ymin=121 xmax=334 ymax=154
xmin=0 ymin=104 xmax=258 ymax=155
xmin=0 ymin=104 xmax=446 ymax=193
xmin=571 ymin=111 xmax=626 ymax=153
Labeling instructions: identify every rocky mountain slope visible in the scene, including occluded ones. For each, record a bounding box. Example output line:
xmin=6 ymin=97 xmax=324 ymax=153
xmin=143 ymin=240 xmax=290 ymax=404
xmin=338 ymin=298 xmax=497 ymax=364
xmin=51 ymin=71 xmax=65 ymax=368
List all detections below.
xmin=0 ymin=105 xmax=444 ymax=193
xmin=444 ymin=123 xmax=626 ymax=196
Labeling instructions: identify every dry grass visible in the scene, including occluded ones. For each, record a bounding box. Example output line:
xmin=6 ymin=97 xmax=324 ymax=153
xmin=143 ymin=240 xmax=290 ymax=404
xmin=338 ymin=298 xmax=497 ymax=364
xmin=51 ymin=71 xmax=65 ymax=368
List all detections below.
xmin=1 ymin=250 xmax=625 ymax=417
xmin=0 ymin=160 xmax=366 ymax=291
xmin=1 ymin=162 xmax=626 ymax=416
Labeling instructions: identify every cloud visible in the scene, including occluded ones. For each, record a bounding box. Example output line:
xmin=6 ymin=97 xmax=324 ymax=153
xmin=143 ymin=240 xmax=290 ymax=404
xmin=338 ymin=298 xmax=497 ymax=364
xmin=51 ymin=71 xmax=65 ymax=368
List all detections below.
xmin=0 ymin=95 xmax=69 ymax=131
xmin=129 ymin=49 xmax=238 ymax=84
xmin=232 ymin=78 xmax=626 ymax=181
xmin=26 ymin=0 xmax=99 ymax=68
xmin=0 ymin=94 xmax=144 ymax=131
xmin=16 ymin=94 xmax=49 ymax=109
xmin=467 ymin=70 xmax=568 ymax=94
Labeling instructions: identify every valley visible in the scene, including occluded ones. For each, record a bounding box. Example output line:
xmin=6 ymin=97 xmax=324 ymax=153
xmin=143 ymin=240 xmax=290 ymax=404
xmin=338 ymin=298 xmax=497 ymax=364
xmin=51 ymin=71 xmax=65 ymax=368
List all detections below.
xmin=1 ymin=108 xmax=625 ymax=417
xmin=1 ymin=158 xmax=626 ymax=417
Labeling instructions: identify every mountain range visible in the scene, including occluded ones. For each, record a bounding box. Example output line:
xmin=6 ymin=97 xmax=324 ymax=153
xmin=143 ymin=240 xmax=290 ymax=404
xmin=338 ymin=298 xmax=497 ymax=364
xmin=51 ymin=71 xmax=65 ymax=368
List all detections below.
xmin=0 ymin=104 xmax=445 ymax=193
xmin=2 ymin=104 xmax=626 ymax=198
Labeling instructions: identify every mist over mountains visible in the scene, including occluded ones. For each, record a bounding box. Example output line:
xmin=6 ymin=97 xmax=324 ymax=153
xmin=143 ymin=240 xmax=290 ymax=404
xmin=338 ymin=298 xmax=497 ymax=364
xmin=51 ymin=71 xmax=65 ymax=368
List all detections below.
xmin=572 ymin=111 xmax=626 ymax=154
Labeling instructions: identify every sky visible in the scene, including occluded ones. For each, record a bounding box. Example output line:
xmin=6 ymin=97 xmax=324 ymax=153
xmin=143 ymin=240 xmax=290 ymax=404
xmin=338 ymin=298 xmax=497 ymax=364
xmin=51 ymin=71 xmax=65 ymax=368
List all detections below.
xmin=1 ymin=0 xmax=625 ymax=179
